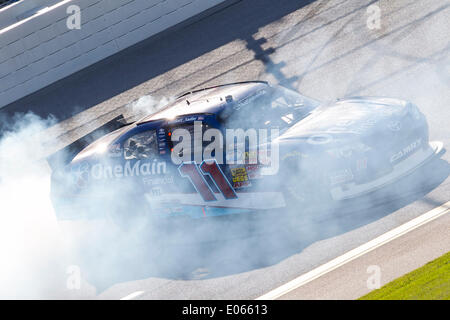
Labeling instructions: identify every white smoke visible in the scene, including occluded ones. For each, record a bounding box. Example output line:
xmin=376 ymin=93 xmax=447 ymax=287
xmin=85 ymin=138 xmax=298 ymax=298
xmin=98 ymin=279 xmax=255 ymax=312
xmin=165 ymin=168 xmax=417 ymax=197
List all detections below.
xmin=129 ymin=95 xmax=174 ymax=117
xmin=0 ymin=113 xmax=69 ymax=299
xmin=0 ymin=97 xmax=181 ymax=298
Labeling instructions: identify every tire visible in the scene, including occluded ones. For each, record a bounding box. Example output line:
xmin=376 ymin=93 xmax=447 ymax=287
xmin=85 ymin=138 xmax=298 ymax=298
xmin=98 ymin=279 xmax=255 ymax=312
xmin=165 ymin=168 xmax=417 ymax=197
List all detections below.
xmin=106 ymin=194 xmax=152 ymax=235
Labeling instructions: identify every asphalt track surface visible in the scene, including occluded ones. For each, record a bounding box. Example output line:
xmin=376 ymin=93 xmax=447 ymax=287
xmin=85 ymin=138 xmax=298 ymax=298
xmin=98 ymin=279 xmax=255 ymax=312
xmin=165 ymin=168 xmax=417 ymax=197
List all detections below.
xmin=1 ymin=0 xmax=449 ymax=299
xmin=276 ymin=208 xmax=450 ymax=299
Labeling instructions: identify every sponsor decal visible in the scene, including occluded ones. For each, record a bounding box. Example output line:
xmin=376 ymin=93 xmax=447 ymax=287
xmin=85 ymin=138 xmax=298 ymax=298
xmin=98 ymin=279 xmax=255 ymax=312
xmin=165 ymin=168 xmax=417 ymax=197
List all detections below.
xmin=281 ymin=150 xmax=308 ymax=161
xmin=148 ymin=187 xmax=162 ymax=197
xmin=327 ymin=115 xmax=385 ymax=135
xmin=70 ymin=162 xmax=90 ymax=188
xmin=350 ymin=118 xmax=378 ymax=134
xmin=390 ymin=138 xmax=422 ymax=163
xmin=157 ymin=128 xmax=167 ymax=153
xmin=231 ymin=167 xmax=251 ymax=188
xmin=338 ymin=147 xmax=353 ymax=158
xmin=307 ymin=134 xmax=333 ymax=145
xmin=356 ymin=157 xmax=368 ymax=171
xmin=327 ymin=143 xmax=371 ymax=159
xmin=168 ymin=115 xmax=205 ymax=125
xmin=91 ymin=160 xmax=167 ymax=180
xmin=71 ymin=160 xmax=168 ymax=186
xmin=234 ymin=90 xmax=267 ymax=110
xmin=245 ymin=164 xmax=262 ymax=180
xmin=244 ymin=150 xmax=258 ymax=163
xmin=108 ymin=143 xmax=122 ymax=157
xmin=233 ymin=181 xmax=250 ymax=188
xmin=142 ymin=175 xmax=174 ymax=186
xmin=329 ymin=169 xmax=354 ymax=185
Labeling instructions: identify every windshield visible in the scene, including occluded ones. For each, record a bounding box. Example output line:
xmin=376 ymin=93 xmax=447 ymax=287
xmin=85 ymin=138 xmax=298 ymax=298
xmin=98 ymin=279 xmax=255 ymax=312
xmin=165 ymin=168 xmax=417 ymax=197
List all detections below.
xmin=123 ymin=130 xmax=158 ymax=160
xmin=219 ymin=85 xmax=320 ymax=130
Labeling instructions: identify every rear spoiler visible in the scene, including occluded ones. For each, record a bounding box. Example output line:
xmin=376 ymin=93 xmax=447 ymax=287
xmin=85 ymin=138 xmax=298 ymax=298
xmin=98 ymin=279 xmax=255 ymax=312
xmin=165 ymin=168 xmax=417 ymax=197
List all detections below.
xmin=46 ymin=114 xmax=129 ymax=171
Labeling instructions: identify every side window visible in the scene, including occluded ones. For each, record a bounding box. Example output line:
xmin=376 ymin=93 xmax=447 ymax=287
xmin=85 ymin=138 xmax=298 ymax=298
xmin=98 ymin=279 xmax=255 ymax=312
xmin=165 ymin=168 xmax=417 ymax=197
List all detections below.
xmin=124 ymin=130 xmax=158 ymax=160
xmin=220 ymin=94 xmax=271 ymax=130
xmin=220 ymin=87 xmax=319 ymax=130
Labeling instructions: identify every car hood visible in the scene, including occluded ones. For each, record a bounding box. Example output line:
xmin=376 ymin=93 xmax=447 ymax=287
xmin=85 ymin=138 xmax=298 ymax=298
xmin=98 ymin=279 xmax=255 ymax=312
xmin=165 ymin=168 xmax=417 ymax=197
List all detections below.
xmin=277 ymin=97 xmax=409 ymax=142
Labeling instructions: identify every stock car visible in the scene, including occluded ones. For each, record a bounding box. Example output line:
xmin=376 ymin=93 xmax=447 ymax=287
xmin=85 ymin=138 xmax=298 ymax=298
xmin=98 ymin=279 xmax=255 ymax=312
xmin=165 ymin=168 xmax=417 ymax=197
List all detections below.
xmin=50 ymin=81 xmax=443 ymax=229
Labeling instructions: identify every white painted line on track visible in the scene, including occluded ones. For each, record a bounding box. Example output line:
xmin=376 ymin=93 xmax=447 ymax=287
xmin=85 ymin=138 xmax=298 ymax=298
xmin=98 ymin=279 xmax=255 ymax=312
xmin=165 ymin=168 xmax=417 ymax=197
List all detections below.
xmin=120 ymin=290 xmax=145 ymax=300
xmin=256 ymin=200 xmax=450 ymax=300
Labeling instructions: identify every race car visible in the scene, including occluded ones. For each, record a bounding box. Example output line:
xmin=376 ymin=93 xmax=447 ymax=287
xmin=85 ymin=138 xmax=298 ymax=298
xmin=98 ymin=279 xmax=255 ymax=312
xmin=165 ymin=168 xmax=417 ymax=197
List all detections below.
xmin=50 ymin=81 xmax=443 ymax=228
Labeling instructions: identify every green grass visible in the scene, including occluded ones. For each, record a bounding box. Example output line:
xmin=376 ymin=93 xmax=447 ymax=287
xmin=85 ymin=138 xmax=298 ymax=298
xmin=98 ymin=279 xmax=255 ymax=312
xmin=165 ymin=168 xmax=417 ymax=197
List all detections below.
xmin=359 ymin=251 xmax=450 ymax=300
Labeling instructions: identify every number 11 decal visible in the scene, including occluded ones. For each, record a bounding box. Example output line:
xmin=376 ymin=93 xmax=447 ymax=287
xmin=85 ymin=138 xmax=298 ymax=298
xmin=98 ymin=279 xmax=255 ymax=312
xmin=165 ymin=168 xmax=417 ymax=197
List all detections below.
xmin=178 ymin=159 xmax=238 ymax=202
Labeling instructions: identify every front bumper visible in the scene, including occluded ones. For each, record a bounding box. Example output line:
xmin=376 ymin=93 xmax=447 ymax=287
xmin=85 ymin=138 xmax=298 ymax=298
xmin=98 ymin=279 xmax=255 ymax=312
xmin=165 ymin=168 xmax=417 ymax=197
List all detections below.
xmin=330 ymin=141 xmax=443 ymax=200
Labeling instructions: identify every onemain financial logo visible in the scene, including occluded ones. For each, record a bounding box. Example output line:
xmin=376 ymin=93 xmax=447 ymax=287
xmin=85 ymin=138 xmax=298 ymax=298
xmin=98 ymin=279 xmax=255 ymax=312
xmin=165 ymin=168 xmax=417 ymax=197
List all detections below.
xmin=170 ymin=121 xmax=280 ymax=175
xmin=71 ymin=159 xmax=167 ymax=186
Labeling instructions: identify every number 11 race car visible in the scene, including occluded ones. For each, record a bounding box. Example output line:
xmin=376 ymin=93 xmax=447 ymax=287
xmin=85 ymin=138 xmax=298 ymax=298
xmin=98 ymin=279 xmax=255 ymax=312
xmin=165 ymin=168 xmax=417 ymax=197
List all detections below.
xmin=50 ymin=81 xmax=443 ymax=230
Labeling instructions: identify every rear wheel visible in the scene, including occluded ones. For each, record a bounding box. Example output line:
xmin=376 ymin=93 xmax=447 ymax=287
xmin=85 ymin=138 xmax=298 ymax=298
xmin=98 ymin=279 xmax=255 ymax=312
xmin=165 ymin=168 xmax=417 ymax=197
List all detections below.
xmin=106 ymin=194 xmax=152 ymax=235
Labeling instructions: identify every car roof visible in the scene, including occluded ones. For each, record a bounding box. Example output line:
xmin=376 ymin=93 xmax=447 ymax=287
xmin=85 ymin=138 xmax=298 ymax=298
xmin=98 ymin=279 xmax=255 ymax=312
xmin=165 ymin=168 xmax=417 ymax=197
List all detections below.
xmin=136 ymin=81 xmax=270 ymax=125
